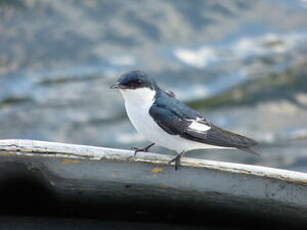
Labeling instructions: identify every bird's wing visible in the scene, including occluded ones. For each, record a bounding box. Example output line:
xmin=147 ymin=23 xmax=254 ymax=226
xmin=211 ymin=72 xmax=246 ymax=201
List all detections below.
xmin=149 ymin=103 xmax=193 ymax=135
xmin=184 ymin=123 xmax=257 ymax=148
xmin=149 ymin=103 xmax=257 ymax=150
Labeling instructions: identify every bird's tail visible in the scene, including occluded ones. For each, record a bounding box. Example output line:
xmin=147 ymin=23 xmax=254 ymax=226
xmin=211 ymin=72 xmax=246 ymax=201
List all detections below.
xmin=238 ymin=147 xmax=260 ymax=156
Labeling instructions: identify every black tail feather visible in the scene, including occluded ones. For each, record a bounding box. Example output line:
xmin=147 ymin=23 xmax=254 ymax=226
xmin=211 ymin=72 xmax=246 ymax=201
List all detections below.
xmin=238 ymin=147 xmax=260 ymax=156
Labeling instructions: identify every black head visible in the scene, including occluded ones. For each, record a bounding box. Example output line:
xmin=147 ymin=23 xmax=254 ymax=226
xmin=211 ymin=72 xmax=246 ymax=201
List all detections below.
xmin=111 ymin=70 xmax=156 ymax=90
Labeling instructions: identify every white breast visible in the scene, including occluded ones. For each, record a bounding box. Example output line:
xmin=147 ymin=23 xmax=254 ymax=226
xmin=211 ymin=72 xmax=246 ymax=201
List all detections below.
xmin=120 ymin=88 xmax=229 ymax=153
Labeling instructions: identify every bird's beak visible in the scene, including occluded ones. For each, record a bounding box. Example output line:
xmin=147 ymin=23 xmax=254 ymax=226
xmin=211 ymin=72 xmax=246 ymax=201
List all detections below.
xmin=110 ymin=82 xmax=120 ymax=89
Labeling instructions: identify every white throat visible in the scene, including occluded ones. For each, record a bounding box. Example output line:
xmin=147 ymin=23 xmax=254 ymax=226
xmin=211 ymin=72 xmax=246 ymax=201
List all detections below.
xmin=120 ymin=87 xmax=156 ymax=105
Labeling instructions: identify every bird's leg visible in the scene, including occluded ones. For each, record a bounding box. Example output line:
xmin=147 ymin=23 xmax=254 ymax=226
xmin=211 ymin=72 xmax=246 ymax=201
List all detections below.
xmin=168 ymin=151 xmax=185 ymax=170
xmin=132 ymin=143 xmax=155 ymax=157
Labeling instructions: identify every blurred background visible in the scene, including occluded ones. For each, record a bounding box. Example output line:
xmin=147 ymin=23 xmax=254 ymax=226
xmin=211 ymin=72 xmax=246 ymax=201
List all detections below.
xmin=0 ymin=0 xmax=307 ymax=171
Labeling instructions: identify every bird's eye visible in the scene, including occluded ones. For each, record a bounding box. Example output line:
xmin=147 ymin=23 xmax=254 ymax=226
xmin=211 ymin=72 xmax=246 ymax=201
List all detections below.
xmin=129 ymin=80 xmax=142 ymax=88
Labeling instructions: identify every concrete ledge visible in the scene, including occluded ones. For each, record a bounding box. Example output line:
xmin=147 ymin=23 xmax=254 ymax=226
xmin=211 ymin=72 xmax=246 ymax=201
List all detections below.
xmin=0 ymin=139 xmax=306 ymax=227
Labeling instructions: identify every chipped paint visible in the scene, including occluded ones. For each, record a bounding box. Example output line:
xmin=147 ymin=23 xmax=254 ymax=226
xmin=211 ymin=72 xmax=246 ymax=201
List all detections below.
xmin=151 ymin=167 xmax=163 ymax=173
xmin=61 ymin=159 xmax=81 ymax=165
xmin=0 ymin=153 xmax=15 ymax=157
xmin=112 ymin=172 xmax=119 ymax=178
xmin=159 ymin=184 xmax=169 ymax=189
xmin=49 ymin=180 xmax=56 ymax=186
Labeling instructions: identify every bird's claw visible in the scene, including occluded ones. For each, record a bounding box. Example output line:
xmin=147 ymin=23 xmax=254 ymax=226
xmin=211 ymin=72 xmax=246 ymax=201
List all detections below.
xmin=131 ymin=143 xmax=155 ymax=157
xmin=132 ymin=147 xmax=145 ymax=157
xmin=168 ymin=155 xmax=181 ymax=171
xmin=168 ymin=152 xmax=185 ymax=170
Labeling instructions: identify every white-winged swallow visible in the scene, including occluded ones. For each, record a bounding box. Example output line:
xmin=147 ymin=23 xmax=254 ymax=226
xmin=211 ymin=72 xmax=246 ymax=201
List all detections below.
xmin=111 ymin=70 xmax=259 ymax=170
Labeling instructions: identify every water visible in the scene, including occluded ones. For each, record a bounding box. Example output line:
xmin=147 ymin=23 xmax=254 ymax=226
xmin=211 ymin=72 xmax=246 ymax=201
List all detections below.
xmin=0 ymin=0 xmax=307 ymax=172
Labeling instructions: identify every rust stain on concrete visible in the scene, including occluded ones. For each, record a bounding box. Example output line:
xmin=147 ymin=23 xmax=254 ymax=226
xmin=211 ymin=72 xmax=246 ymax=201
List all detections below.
xmin=61 ymin=159 xmax=81 ymax=165
xmin=151 ymin=167 xmax=163 ymax=173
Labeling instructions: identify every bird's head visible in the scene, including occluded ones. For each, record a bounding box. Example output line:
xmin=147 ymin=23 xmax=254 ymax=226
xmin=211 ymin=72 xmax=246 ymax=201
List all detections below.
xmin=111 ymin=70 xmax=157 ymax=104
xmin=111 ymin=70 xmax=156 ymax=90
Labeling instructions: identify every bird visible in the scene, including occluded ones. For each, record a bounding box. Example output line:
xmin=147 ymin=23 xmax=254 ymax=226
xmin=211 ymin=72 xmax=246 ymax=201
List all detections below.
xmin=111 ymin=70 xmax=259 ymax=170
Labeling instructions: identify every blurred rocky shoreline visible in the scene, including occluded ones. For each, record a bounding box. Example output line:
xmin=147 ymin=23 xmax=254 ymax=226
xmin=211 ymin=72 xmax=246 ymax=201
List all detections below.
xmin=0 ymin=0 xmax=307 ymax=171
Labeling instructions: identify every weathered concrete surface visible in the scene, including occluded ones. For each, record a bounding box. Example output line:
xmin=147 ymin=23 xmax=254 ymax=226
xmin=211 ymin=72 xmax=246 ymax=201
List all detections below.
xmin=0 ymin=139 xmax=307 ymax=227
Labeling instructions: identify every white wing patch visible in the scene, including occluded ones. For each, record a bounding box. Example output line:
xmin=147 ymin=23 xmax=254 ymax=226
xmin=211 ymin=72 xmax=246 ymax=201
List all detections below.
xmin=188 ymin=118 xmax=211 ymax=132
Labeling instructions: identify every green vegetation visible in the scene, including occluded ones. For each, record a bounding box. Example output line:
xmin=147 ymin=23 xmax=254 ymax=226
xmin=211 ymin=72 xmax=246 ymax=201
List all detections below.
xmin=0 ymin=0 xmax=23 ymax=6
xmin=188 ymin=62 xmax=307 ymax=109
xmin=0 ymin=97 xmax=32 ymax=106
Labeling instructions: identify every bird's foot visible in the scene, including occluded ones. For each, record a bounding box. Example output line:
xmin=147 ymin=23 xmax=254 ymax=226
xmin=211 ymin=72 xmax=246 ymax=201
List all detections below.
xmin=132 ymin=143 xmax=155 ymax=157
xmin=168 ymin=152 xmax=185 ymax=171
